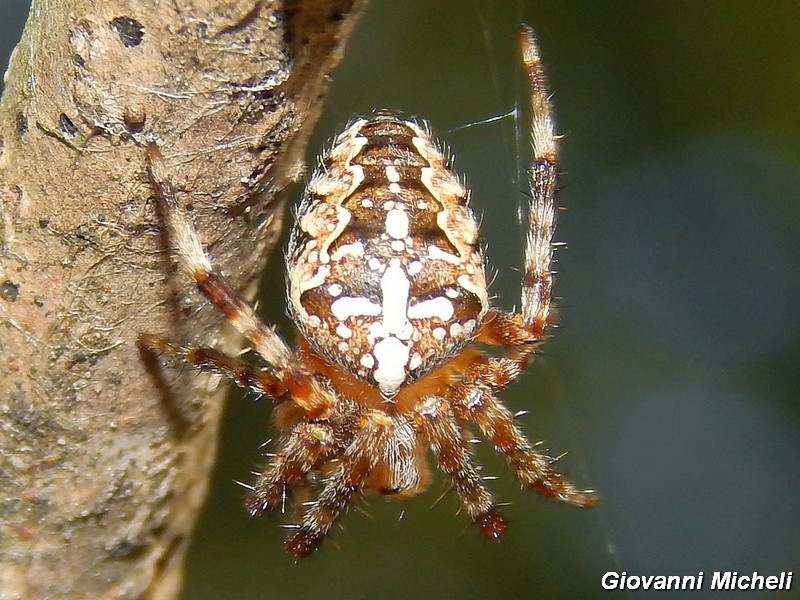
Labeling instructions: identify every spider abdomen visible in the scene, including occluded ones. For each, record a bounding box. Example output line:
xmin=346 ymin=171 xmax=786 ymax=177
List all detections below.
xmin=287 ymin=114 xmax=488 ymax=398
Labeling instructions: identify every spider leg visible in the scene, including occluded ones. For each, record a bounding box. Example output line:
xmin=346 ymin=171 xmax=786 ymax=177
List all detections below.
xmin=246 ymin=420 xmax=338 ymax=516
xmin=459 ymin=30 xmax=563 ymax=386
xmin=467 ymin=27 xmax=561 ymax=383
xmin=147 ymin=145 xmax=292 ymax=369
xmin=413 ymin=396 xmax=506 ymax=539
xmin=139 ymin=334 xmax=290 ymax=398
xmin=139 ymin=333 xmax=334 ymax=517
xmin=454 ymin=27 xmax=593 ymax=508
xmin=441 ymin=31 xmax=594 ymax=508
xmin=519 ymin=25 xmax=559 ymax=342
xmin=286 ymin=410 xmax=390 ymax=557
xmin=452 ymin=382 xmax=597 ymax=508
xmin=147 ymin=145 xmax=333 ymax=417
xmin=148 ymin=144 xmax=291 ymax=368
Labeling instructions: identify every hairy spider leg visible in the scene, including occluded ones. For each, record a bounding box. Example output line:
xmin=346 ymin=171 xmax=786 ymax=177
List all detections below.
xmin=246 ymin=419 xmax=341 ymax=516
xmin=413 ymin=396 xmax=507 ymax=539
xmin=146 ymin=144 xmax=334 ymax=418
xmin=445 ymin=27 xmax=597 ymax=508
xmin=452 ymin=377 xmax=598 ymax=507
xmin=519 ymin=24 xmax=558 ymax=342
xmin=423 ymin=27 xmax=596 ymax=510
xmin=138 ymin=335 xmax=290 ymax=399
xmin=286 ymin=410 xmax=393 ymax=556
xmin=146 ymin=145 xmax=351 ymax=532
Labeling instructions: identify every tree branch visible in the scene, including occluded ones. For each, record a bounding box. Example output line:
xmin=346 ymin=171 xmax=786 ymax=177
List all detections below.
xmin=0 ymin=1 xmax=366 ymax=598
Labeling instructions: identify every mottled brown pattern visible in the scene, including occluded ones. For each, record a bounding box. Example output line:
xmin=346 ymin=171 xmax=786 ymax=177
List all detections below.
xmin=288 ymin=114 xmax=487 ymax=396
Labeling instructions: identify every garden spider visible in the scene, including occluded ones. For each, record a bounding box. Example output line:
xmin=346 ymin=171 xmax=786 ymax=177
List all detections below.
xmin=142 ymin=25 xmax=597 ymax=557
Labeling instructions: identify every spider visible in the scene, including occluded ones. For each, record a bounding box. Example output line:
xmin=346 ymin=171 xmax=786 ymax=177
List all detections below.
xmin=141 ymin=25 xmax=597 ymax=557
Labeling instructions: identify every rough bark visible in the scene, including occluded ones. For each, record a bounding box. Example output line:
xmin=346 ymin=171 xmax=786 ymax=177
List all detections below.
xmin=0 ymin=0 xmax=366 ymax=598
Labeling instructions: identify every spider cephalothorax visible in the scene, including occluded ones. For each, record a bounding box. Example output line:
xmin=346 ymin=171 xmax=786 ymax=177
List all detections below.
xmin=142 ymin=25 xmax=597 ymax=557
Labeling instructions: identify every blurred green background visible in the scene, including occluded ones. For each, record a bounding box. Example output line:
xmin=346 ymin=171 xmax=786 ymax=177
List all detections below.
xmin=3 ymin=1 xmax=800 ymax=598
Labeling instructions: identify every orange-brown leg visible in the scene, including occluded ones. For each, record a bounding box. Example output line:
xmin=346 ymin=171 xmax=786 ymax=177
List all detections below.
xmin=413 ymin=396 xmax=506 ymax=539
xmin=452 ymin=381 xmax=597 ymax=507
xmin=285 ymin=410 xmax=390 ymax=557
xmin=246 ymin=420 xmax=338 ymax=516
xmin=147 ymin=144 xmax=333 ymax=418
xmin=139 ymin=334 xmax=291 ymax=399
xmin=472 ymin=310 xmax=544 ymax=390
xmin=459 ymin=29 xmax=563 ymax=388
xmin=148 ymin=144 xmax=294 ymax=369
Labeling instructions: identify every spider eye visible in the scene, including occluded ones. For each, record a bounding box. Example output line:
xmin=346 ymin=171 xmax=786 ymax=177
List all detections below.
xmin=287 ymin=114 xmax=488 ymax=396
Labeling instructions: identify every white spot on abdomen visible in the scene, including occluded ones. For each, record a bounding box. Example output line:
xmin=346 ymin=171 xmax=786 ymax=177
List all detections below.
xmin=330 ymin=240 xmax=365 ymax=261
xmin=380 ymin=262 xmax=412 ymax=339
xmin=428 ymin=244 xmax=461 ymax=264
xmin=331 ymin=296 xmax=381 ymax=321
xmin=407 ymin=296 xmax=454 ymax=320
xmin=298 ymin=264 xmax=331 ymax=292
xmin=385 ymin=209 xmax=409 ymax=239
xmin=373 ymin=337 xmax=410 ymax=396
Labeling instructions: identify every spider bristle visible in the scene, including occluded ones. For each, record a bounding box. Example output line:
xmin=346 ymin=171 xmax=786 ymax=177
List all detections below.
xmin=458 ymin=521 xmax=472 ymax=538
xmin=355 ymin=505 xmax=375 ymax=520
xmin=328 ymin=537 xmax=343 ymax=552
xmin=233 ymin=479 xmax=255 ymax=491
xmin=429 ymin=486 xmax=451 ymax=509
